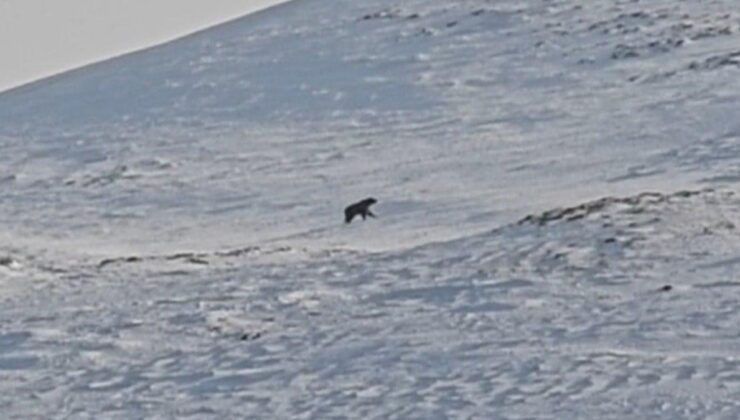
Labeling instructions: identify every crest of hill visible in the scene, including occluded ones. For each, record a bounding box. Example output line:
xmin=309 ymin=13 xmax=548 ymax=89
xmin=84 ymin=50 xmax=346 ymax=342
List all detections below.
xmin=0 ymin=0 xmax=396 ymax=127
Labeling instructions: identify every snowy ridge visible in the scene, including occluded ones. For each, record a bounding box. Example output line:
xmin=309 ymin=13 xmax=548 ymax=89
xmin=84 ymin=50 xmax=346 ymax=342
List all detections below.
xmin=2 ymin=0 xmax=740 ymax=418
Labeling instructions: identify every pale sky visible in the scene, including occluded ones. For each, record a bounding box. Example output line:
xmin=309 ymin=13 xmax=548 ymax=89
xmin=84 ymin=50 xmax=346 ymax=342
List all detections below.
xmin=0 ymin=0 xmax=288 ymax=92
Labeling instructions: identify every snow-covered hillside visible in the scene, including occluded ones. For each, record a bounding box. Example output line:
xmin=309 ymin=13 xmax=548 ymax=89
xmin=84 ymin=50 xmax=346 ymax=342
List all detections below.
xmin=1 ymin=0 xmax=740 ymax=418
xmin=0 ymin=0 xmax=289 ymax=91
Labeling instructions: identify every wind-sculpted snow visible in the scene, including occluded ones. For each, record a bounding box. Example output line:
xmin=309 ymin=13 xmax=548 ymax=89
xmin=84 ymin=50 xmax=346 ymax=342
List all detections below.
xmin=3 ymin=189 xmax=740 ymax=418
xmin=2 ymin=0 xmax=740 ymax=418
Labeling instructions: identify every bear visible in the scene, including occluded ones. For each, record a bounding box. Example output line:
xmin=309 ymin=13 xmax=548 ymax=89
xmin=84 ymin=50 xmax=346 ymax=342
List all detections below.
xmin=344 ymin=197 xmax=377 ymax=223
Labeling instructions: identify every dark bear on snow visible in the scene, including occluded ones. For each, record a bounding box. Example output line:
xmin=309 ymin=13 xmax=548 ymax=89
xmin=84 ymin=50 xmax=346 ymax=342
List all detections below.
xmin=344 ymin=198 xmax=377 ymax=223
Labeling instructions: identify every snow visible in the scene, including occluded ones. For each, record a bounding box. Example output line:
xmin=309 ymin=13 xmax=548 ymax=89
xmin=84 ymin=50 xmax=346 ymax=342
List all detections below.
xmin=1 ymin=0 xmax=740 ymax=418
xmin=0 ymin=0 xmax=290 ymax=92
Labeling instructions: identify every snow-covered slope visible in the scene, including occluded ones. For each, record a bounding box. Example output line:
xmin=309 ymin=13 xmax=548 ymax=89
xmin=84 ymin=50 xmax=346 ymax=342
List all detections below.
xmin=0 ymin=0 xmax=290 ymax=91
xmin=2 ymin=0 xmax=740 ymax=418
